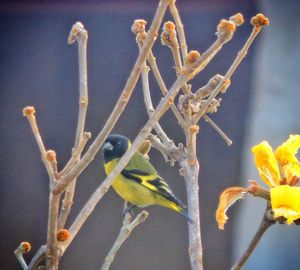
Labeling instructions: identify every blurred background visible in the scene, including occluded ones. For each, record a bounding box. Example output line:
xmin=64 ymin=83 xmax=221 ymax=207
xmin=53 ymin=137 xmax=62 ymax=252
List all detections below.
xmin=0 ymin=0 xmax=299 ymax=269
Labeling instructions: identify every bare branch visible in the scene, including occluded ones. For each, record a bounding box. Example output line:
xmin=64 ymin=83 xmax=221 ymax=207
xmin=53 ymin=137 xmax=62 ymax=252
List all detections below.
xmin=186 ymin=14 xmax=244 ymax=79
xmin=231 ymin=207 xmax=274 ymax=270
xmin=181 ymin=125 xmax=203 ymax=270
xmin=53 ymin=0 xmax=170 ymax=195
xmin=28 ymin=245 xmax=46 ymax=270
xmin=22 ymin=107 xmax=55 ymax=181
xmin=57 ymin=23 xmax=89 ymax=231
xmin=194 ymin=24 xmax=264 ymax=122
xmin=169 ymin=0 xmax=188 ymax=60
xmin=46 ymin=193 xmax=61 ymax=270
xmin=147 ymin=51 xmax=185 ymax=127
xmin=59 ymin=132 xmax=91 ymax=177
xmin=101 ymin=210 xmax=148 ymax=270
xmin=15 ymin=242 xmax=31 ymax=270
xmin=141 ymin=56 xmax=171 ymax=145
xmin=203 ymin=115 xmax=232 ymax=145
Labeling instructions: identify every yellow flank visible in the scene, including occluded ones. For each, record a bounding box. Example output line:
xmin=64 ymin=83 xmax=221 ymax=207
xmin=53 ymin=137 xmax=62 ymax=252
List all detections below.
xmin=104 ymin=159 xmax=181 ymax=212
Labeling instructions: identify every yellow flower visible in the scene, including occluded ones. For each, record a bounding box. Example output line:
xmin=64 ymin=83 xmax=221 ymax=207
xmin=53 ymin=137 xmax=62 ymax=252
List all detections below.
xmin=271 ymin=185 xmax=300 ymax=224
xmin=216 ymin=135 xmax=300 ymax=229
xmin=252 ymin=141 xmax=280 ymax=186
xmin=274 ymin=135 xmax=300 ymax=184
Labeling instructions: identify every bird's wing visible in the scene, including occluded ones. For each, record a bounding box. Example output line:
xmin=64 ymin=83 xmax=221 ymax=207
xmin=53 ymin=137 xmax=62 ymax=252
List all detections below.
xmin=122 ymin=153 xmax=185 ymax=208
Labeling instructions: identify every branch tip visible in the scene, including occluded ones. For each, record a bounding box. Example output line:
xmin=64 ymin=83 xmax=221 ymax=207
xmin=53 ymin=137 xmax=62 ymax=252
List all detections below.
xmin=229 ymin=13 xmax=244 ymax=27
xmin=217 ymin=19 xmax=236 ymax=41
xmin=46 ymin=150 xmax=57 ymax=162
xmin=68 ymin=22 xmax=88 ymax=44
xmin=251 ymin=13 xmax=269 ymax=28
xmin=15 ymin=242 xmax=31 ymax=255
xmin=23 ymin=106 xmax=35 ymax=117
xmin=161 ymin=21 xmax=177 ymax=48
xmin=185 ymin=50 xmax=201 ymax=65
xmin=131 ymin=19 xmax=147 ymax=35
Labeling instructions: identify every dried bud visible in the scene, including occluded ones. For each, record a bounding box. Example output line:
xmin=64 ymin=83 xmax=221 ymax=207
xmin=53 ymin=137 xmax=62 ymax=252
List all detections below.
xmin=163 ymin=21 xmax=176 ymax=32
xmin=161 ymin=31 xmax=170 ymax=46
xmin=189 ymin=125 xmax=199 ymax=134
xmin=185 ymin=50 xmax=201 ymax=65
xmin=46 ymin=150 xmax=57 ymax=162
xmin=23 ymin=106 xmax=36 ymax=117
xmin=161 ymin=21 xmax=177 ymax=47
xmin=188 ymin=159 xmax=197 ymax=166
xmin=251 ymin=13 xmax=269 ymax=27
xmin=229 ymin=13 xmax=244 ymax=26
xmin=217 ymin=19 xmax=236 ymax=37
xmin=167 ymin=97 xmax=174 ymax=105
xmin=220 ymin=79 xmax=231 ymax=94
xmin=131 ymin=19 xmax=147 ymax=35
xmin=68 ymin=22 xmax=87 ymax=44
xmin=57 ymin=229 xmax=70 ymax=242
xmin=136 ymin=31 xmax=147 ymax=46
xmin=83 ymin=131 xmax=92 ymax=140
xmin=20 ymin=242 xmax=31 ymax=253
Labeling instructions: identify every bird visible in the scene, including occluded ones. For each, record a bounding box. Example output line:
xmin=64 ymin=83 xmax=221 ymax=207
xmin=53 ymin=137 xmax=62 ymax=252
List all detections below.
xmin=103 ymin=134 xmax=192 ymax=223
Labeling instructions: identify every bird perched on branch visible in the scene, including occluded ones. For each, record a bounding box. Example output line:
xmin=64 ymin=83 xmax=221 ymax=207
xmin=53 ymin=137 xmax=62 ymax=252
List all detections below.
xmin=103 ymin=134 xmax=192 ymax=223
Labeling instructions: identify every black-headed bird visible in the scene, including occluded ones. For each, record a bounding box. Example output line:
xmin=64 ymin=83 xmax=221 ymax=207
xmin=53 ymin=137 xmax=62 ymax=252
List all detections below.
xmin=103 ymin=134 xmax=192 ymax=223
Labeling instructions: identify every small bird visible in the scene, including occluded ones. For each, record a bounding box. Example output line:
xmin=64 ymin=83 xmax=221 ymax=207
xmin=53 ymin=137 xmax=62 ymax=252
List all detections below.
xmin=103 ymin=134 xmax=192 ymax=223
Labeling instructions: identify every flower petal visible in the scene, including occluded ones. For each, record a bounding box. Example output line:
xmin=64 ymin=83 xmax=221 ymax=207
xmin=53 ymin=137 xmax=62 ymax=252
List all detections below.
xmin=274 ymin=135 xmax=300 ymax=184
xmin=252 ymin=141 xmax=281 ymax=186
xmin=216 ymin=187 xmax=247 ymax=230
xmin=270 ymin=185 xmax=300 ymax=224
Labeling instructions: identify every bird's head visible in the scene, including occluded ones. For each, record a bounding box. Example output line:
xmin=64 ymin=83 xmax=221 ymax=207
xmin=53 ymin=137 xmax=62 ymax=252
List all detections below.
xmin=103 ymin=134 xmax=131 ymax=162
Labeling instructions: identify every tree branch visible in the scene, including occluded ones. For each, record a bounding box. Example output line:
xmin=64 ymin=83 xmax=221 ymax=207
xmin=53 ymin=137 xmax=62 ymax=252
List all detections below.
xmin=58 ymin=22 xmax=89 ymax=230
xmin=194 ymin=25 xmax=263 ymax=122
xmin=53 ymin=0 xmax=170 ymax=195
xmin=101 ymin=210 xmax=148 ymax=270
xmin=231 ymin=207 xmax=275 ymax=270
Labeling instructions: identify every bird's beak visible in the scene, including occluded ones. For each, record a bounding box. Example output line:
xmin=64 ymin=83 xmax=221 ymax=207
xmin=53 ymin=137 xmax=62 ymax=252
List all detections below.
xmin=103 ymin=142 xmax=113 ymax=151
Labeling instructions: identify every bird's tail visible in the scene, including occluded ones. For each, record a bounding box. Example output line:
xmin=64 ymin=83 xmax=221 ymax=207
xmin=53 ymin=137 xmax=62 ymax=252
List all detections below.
xmin=171 ymin=202 xmax=193 ymax=224
xmin=179 ymin=208 xmax=194 ymax=224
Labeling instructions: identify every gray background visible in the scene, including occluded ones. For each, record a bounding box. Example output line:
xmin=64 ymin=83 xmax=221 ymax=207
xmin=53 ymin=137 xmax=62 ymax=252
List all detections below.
xmin=1 ymin=0 xmax=299 ymax=269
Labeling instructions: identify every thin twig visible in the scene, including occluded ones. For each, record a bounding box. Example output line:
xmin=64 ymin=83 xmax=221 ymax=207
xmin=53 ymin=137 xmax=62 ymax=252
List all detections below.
xmin=14 ymin=244 xmax=29 ymax=270
xmin=53 ymin=0 xmax=170 ymax=195
xmin=59 ymin=132 xmax=91 ymax=177
xmin=22 ymin=107 xmax=55 ymax=181
xmin=203 ymin=115 xmax=232 ymax=145
xmin=58 ymin=22 xmax=89 ymax=230
xmin=101 ymin=210 xmax=148 ymax=270
xmin=147 ymin=51 xmax=185 ymax=128
xmin=28 ymin=245 xmax=47 ymax=270
xmin=231 ymin=208 xmax=275 ymax=270
xmin=22 ymin=107 xmax=59 ymax=269
xmin=169 ymin=0 xmax=188 ymax=61
xmin=141 ymin=57 xmax=171 ymax=146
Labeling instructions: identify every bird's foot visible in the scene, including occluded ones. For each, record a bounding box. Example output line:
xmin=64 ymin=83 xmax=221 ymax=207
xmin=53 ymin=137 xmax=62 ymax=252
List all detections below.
xmin=122 ymin=204 xmax=137 ymax=217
